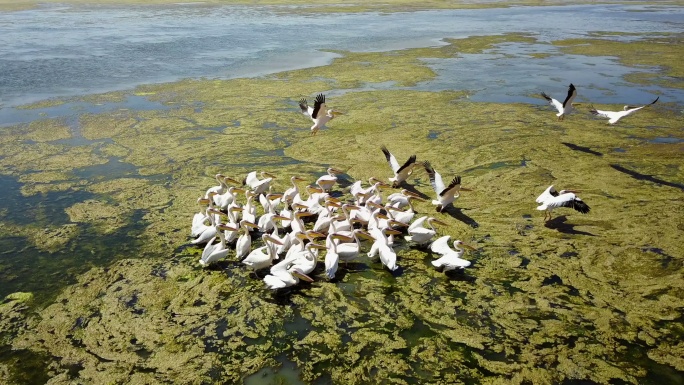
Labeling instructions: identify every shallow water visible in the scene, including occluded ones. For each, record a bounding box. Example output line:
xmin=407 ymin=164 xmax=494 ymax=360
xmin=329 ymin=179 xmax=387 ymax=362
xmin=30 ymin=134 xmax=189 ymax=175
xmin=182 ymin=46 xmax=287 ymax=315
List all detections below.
xmin=1 ymin=4 xmax=683 ymax=109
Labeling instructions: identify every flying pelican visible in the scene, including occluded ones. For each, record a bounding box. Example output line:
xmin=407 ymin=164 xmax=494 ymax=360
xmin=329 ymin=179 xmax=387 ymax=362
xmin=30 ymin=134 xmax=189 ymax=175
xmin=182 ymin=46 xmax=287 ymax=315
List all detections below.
xmin=316 ymin=167 xmax=344 ymax=192
xmin=430 ymin=235 xmax=475 ymax=272
xmin=381 ymin=146 xmax=417 ymax=188
xmin=200 ymin=224 xmax=238 ymax=267
xmin=299 ymin=93 xmax=343 ymax=135
xmin=242 ymin=234 xmax=284 ymax=276
xmin=541 ymin=83 xmax=577 ymax=121
xmin=422 ymin=161 xmax=469 ymax=212
xmin=536 ymin=185 xmax=591 ymax=221
xmin=405 ymin=216 xmax=448 ymax=245
xmin=244 ymin=171 xmax=275 ymax=195
xmin=589 ymin=96 xmax=659 ymax=124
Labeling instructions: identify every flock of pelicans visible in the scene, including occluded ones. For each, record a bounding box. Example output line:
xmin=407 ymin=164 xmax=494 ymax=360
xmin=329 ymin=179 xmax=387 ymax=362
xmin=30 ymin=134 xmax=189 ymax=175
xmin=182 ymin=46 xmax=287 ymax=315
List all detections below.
xmin=189 ymin=85 xmax=659 ymax=290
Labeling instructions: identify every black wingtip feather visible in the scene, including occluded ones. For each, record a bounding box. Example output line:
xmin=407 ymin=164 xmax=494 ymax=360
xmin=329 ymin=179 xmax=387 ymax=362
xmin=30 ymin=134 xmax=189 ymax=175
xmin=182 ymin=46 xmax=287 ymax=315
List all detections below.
xmin=572 ymin=198 xmax=590 ymax=214
xmin=380 ymin=146 xmax=391 ymax=162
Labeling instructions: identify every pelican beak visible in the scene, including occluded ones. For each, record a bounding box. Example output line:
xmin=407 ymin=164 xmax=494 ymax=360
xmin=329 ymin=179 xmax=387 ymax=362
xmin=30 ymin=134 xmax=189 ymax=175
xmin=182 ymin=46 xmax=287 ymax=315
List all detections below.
xmin=307 ymin=185 xmax=324 ymax=194
xmin=433 ymin=219 xmax=449 ymax=227
xmin=292 ymin=269 xmax=314 ymax=282
xmin=262 ymin=172 xmax=277 ymax=179
xmin=332 ymin=234 xmax=354 ymax=242
xmin=273 ymin=215 xmax=290 ymax=221
xmin=217 ymin=225 xmax=238 ymax=232
xmin=231 ymin=206 xmax=244 ymax=212
xmin=331 ymin=110 xmax=344 ymax=117
xmin=267 ymin=193 xmax=284 ymax=199
xmin=224 ymin=177 xmax=240 ymax=185
xmin=564 ymin=189 xmax=580 ymax=194
xmin=463 ymin=243 xmax=477 ymax=251
xmin=198 ymin=198 xmax=211 ymax=205
xmin=330 ymin=167 xmax=345 ymax=174
xmin=388 ymin=220 xmax=408 ymax=227
xmin=366 ymin=202 xmax=383 ymax=209
xmin=294 ymin=176 xmax=307 ymax=182
xmin=306 ymin=231 xmax=327 ymax=239
xmin=460 ymin=187 xmax=473 ymax=192
xmin=357 ymin=231 xmax=375 ymax=241
xmin=207 ymin=191 xmax=219 ymax=197
xmin=326 ymin=196 xmax=342 ymax=203
xmin=296 ymin=211 xmax=315 ymax=218
xmin=232 ymin=187 xmax=246 ymax=194
xmin=243 ymin=221 xmax=260 ymax=229
xmin=384 ymin=229 xmax=403 ymax=235
xmin=309 ymin=243 xmax=328 ymax=250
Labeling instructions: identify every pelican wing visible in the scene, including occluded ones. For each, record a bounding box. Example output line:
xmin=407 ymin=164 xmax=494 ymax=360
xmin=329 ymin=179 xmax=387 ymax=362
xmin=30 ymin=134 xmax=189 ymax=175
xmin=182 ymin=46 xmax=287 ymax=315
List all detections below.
xmin=299 ymin=98 xmax=308 ymax=114
xmin=312 ymin=93 xmax=326 ymax=119
xmin=430 ymin=235 xmax=452 ymax=256
xmin=535 ymin=185 xmax=558 ymax=204
xmin=440 ymin=176 xmax=461 ymax=197
xmin=589 ymin=106 xmax=618 ymax=120
xmin=625 ymin=96 xmax=659 ymax=111
xmin=397 ymin=154 xmax=417 ymax=175
xmin=423 ymin=161 xmax=445 ymax=195
xmin=543 ymin=193 xmax=591 ymax=214
xmin=381 ymin=146 xmax=401 ymax=172
xmin=562 ymin=83 xmax=577 ymax=108
xmin=541 ymin=92 xmax=563 ymax=113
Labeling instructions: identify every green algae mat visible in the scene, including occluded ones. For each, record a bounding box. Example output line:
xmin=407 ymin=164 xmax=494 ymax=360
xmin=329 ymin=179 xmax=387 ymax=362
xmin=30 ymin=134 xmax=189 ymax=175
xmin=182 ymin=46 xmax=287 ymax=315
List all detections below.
xmin=0 ymin=32 xmax=683 ymax=385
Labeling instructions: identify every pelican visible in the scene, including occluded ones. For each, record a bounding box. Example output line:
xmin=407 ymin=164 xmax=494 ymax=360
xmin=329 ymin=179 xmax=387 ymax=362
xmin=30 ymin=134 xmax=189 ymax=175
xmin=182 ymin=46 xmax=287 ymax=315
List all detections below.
xmin=191 ymin=197 xmax=213 ymax=237
xmin=324 ymin=233 xmax=345 ymax=279
xmin=200 ymin=224 xmax=238 ymax=267
xmin=299 ymin=93 xmax=343 ymax=135
xmin=405 ymin=216 xmax=448 ymax=246
xmin=422 ymin=161 xmax=469 ymax=212
xmin=205 ymin=174 xmax=237 ymax=198
xmin=350 ymin=177 xmax=386 ymax=206
xmin=242 ymin=190 xmax=257 ymax=227
xmin=541 ymin=83 xmax=577 ymax=121
xmin=430 ymin=236 xmax=475 ymax=272
xmin=367 ymin=227 xmax=402 ymax=272
xmin=335 ymin=229 xmax=374 ymax=263
xmin=536 ymin=185 xmax=590 ymax=221
xmin=242 ymin=234 xmax=284 ymax=275
xmin=387 ymin=189 xmax=424 ymax=211
xmin=263 ymin=254 xmax=316 ymax=290
xmin=589 ymin=96 xmax=659 ymax=124
xmin=283 ymin=176 xmax=307 ymax=206
xmin=244 ymin=171 xmax=275 ymax=195
xmin=191 ymin=208 xmax=224 ymax=245
xmin=381 ymin=146 xmax=417 ymax=187
xmin=235 ymin=220 xmax=260 ymax=259
xmin=316 ymin=167 xmax=344 ymax=192
xmin=214 ymin=186 xmax=244 ymax=211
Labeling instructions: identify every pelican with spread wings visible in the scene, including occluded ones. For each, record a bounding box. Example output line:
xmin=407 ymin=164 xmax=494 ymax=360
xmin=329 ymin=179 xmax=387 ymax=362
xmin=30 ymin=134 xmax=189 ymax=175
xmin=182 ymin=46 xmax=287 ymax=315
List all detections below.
xmin=541 ymin=83 xmax=577 ymax=121
xmin=589 ymin=97 xmax=659 ymax=124
xmin=422 ymin=161 xmax=469 ymax=212
xmin=299 ymin=93 xmax=343 ymax=135
xmin=381 ymin=146 xmax=417 ymax=188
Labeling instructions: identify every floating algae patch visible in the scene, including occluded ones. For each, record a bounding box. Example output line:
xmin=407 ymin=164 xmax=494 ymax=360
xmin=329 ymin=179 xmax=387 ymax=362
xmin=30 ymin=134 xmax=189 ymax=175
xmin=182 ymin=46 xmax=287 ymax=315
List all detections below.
xmin=65 ymin=200 xmax=130 ymax=235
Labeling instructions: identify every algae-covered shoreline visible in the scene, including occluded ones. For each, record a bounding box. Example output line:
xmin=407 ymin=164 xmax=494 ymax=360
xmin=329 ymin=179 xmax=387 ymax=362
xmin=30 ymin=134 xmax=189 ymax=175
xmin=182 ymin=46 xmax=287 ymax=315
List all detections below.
xmin=0 ymin=7 xmax=683 ymax=385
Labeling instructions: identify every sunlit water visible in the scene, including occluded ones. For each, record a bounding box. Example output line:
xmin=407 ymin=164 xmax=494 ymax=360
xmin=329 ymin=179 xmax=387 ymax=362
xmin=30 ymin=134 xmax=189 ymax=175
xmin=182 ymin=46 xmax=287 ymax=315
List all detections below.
xmin=1 ymin=3 xmax=683 ymax=384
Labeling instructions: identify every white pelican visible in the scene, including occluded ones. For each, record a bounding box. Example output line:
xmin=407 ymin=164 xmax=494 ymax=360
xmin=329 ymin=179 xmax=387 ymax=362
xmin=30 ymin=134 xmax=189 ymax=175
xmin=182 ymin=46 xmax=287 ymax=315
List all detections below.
xmin=215 ymin=186 xmax=244 ymax=211
xmin=223 ymin=206 xmax=244 ymax=243
xmin=244 ymin=171 xmax=275 ymax=195
xmin=335 ymin=229 xmax=374 ymax=263
xmin=283 ymin=176 xmax=307 ymax=206
xmin=541 ymin=83 xmax=577 ymax=121
xmin=367 ymin=227 xmax=402 ymax=272
xmin=242 ymin=234 xmax=284 ymax=275
xmin=312 ymin=200 xmax=341 ymax=233
xmin=324 ymin=233 xmax=345 ymax=279
xmin=205 ymin=174 xmax=236 ymax=198
xmin=430 ymin=236 xmax=475 ymax=272
xmin=589 ymin=96 xmax=659 ymax=124
xmin=381 ymin=146 xmax=417 ymax=188
xmin=236 ymin=220 xmax=260 ymax=259
xmin=299 ymin=93 xmax=343 ymax=135
xmin=316 ymin=167 xmax=344 ymax=192
xmin=191 ymin=208 xmax=224 ymax=245
xmin=536 ymin=185 xmax=590 ymax=221
xmin=405 ymin=216 xmax=448 ymax=246
xmin=263 ymin=254 xmax=315 ymax=290
xmin=422 ymin=161 xmax=469 ymax=212
xmin=285 ymin=230 xmax=325 ymax=260
xmin=200 ymin=224 xmax=238 ymax=267
xmin=191 ymin=197 xmax=213 ymax=237
xmin=387 ymin=189 xmax=424 ymax=211
xmin=242 ymin=190 xmax=257 ymax=227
